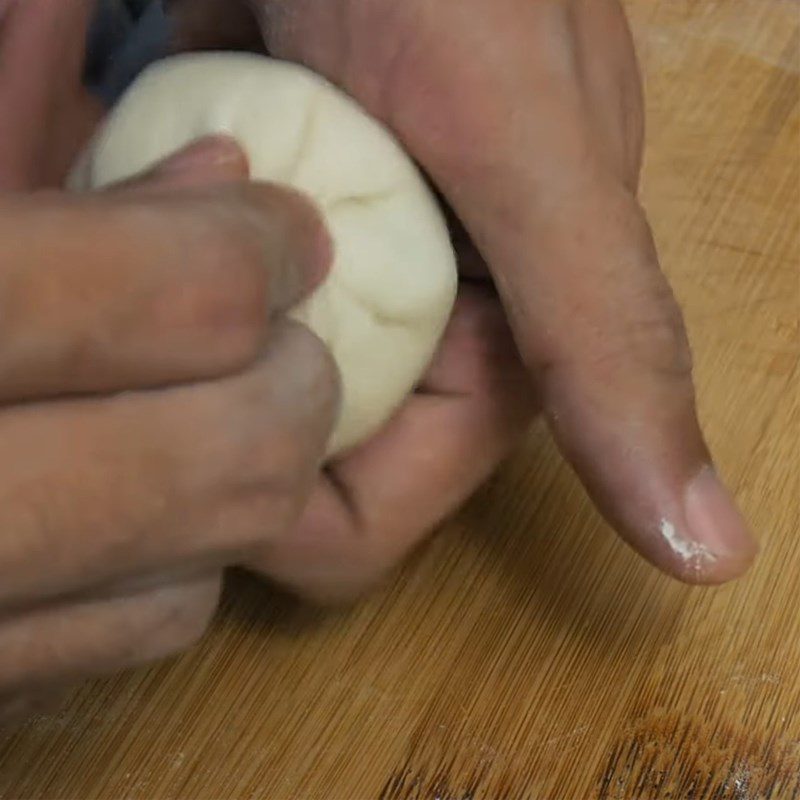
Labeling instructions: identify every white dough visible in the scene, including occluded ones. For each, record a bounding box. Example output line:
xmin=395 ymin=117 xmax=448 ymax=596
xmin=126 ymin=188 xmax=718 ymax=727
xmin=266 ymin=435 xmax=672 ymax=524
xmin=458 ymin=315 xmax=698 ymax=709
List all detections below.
xmin=71 ymin=53 xmax=458 ymax=456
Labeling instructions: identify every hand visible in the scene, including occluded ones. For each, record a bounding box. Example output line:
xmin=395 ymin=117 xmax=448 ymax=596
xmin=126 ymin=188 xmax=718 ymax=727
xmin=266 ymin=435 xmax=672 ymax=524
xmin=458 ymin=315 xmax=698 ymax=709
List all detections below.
xmin=0 ymin=0 xmax=338 ymax=726
xmin=241 ymin=0 xmax=758 ymax=590
xmin=157 ymin=0 xmax=534 ymax=603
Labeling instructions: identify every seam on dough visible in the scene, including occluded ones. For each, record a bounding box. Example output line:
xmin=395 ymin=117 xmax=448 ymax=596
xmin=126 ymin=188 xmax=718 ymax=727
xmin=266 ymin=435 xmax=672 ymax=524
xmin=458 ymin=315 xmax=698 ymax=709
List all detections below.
xmin=285 ymin=87 xmax=325 ymax=184
xmin=323 ymin=185 xmax=444 ymax=326
xmin=332 ymin=276 xmax=426 ymax=329
xmin=335 ymin=264 xmax=448 ymax=327
xmin=324 ymin=187 xmax=401 ymax=213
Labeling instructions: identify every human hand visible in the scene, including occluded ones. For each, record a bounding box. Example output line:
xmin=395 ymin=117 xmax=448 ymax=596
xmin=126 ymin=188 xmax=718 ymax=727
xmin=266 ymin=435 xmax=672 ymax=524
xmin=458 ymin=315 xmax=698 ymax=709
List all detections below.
xmin=0 ymin=0 xmax=337 ymax=726
xmin=142 ymin=0 xmax=530 ymax=604
xmin=243 ymin=0 xmax=758 ymax=588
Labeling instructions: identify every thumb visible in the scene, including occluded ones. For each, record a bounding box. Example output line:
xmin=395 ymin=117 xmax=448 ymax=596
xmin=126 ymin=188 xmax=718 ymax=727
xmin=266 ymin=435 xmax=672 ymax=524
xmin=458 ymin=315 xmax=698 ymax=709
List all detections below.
xmin=473 ymin=178 xmax=758 ymax=585
xmin=379 ymin=5 xmax=760 ymax=584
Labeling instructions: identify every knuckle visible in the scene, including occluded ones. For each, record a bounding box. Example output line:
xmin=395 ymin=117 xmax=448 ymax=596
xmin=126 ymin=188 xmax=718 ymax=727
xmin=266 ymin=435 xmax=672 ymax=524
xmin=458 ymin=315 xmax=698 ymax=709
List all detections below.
xmin=614 ymin=284 xmax=693 ymax=379
xmin=557 ymin=200 xmax=694 ymax=383
xmin=194 ymin=324 xmax=341 ymax=551
xmin=577 ymin=297 xmax=693 ymax=381
xmin=610 ymin=207 xmax=694 ymax=379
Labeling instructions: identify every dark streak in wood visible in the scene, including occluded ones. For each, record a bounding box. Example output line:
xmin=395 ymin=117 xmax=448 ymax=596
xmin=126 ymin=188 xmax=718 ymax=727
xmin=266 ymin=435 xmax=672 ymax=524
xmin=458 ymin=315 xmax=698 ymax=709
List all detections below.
xmin=380 ymin=760 xmax=491 ymax=800
xmin=597 ymin=712 xmax=800 ymax=800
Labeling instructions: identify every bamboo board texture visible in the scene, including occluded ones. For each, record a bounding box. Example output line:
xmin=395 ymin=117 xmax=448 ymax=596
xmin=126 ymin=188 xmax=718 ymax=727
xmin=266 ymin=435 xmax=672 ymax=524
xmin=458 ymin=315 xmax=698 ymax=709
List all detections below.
xmin=0 ymin=0 xmax=798 ymax=797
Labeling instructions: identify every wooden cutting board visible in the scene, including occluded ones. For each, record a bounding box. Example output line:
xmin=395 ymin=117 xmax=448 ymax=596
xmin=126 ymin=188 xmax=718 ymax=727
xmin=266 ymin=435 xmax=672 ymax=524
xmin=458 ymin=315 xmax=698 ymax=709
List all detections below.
xmin=1 ymin=1 xmax=797 ymax=797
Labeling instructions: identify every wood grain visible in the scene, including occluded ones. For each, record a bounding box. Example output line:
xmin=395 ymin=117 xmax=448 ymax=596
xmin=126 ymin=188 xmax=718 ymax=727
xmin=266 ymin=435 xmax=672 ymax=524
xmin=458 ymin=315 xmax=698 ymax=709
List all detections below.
xmin=1 ymin=1 xmax=798 ymax=797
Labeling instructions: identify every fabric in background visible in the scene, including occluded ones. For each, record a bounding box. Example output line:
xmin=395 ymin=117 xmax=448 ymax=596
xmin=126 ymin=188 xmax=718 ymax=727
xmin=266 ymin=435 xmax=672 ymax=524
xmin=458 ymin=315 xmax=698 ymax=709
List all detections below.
xmin=85 ymin=0 xmax=172 ymax=104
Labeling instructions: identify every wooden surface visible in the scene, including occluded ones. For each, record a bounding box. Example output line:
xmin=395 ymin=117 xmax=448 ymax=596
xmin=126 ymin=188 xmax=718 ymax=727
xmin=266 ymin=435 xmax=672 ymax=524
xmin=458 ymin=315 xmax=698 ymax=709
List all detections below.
xmin=1 ymin=1 xmax=798 ymax=797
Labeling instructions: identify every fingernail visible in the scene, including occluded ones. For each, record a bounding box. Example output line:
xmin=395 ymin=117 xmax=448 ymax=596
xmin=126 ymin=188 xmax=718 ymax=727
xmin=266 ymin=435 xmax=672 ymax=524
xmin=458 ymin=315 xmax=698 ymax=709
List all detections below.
xmin=680 ymin=466 xmax=759 ymax=577
xmin=153 ymin=135 xmax=248 ymax=178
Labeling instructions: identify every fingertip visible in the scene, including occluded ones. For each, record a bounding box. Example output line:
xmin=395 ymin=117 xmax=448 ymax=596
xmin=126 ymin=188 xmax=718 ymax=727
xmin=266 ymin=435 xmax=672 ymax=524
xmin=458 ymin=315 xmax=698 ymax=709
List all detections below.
xmin=244 ymin=183 xmax=333 ymax=308
xmin=542 ymin=369 xmax=759 ymax=587
xmin=658 ymin=543 xmax=758 ymax=587
xmin=673 ymin=466 xmax=759 ymax=584
xmin=145 ymin=135 xmax=251 ymax=187
xmin=626 ymin=467 xmax=759 ymax=586
xmin=668 ymin=550 xmax=758 ymax=587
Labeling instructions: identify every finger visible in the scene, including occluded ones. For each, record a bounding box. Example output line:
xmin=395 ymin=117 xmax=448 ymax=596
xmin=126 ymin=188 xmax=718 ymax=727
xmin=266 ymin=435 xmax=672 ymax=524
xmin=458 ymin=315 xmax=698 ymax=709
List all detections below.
xmin=0 ymin=574 xmax=222 ymax=695
xmin=0 ymin=320 xmax=338 ymax=609
xmin=0 ymin=687 xmax=65 ymax=731
xmin=521 ymin=194 xmax=761 ymax=585
xmin=455 ymin=177 xmax=757 ymax=582
xmin=432 ymin=134 xmax=757 ymax=586
xmin=0 ymin=0 xmax=99 ymax=187
xmin=449 ymin=151 xmax=758 ymax=584
xmin=0 ymin=0 xmax=92 ymax=87
xmin=107 ymin=135 xmax=251 ymax=191
xmin=0 ymin=140 xmax=331 ymax=400
xmin=248 ymin=286 xmax=534 ymax=603
xmin=388 ymin=5 xmax=757 ymax=583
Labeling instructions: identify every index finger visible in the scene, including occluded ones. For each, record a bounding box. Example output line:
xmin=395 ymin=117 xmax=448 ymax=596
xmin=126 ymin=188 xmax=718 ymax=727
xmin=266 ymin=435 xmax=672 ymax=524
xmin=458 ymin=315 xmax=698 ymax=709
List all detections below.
xmin=0 ymin=148 xmax=331 ymax=400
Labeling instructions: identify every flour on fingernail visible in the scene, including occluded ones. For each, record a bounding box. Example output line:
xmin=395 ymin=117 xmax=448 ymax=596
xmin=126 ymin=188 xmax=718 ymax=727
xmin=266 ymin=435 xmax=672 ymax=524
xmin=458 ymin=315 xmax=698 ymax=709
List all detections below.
xmin=660 ymin=517 xmax=718 ymax=575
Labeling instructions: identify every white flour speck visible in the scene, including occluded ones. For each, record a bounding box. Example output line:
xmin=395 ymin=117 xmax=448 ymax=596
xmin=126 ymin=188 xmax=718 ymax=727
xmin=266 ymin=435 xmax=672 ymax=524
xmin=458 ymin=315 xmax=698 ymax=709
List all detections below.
xmin=660 ymin=518 xmax=717 ymax=574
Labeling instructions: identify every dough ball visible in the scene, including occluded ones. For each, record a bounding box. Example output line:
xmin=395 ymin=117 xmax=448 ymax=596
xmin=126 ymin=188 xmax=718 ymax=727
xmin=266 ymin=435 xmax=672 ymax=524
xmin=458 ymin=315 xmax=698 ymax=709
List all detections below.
xmin=71 ymin=53 xmax=458 ymax=456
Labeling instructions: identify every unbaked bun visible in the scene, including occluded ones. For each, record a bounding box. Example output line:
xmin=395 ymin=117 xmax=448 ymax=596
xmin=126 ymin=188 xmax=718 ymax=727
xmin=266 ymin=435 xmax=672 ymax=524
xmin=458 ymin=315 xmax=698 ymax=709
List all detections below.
xmin=71 ymin=53 xmax=458 ymax=456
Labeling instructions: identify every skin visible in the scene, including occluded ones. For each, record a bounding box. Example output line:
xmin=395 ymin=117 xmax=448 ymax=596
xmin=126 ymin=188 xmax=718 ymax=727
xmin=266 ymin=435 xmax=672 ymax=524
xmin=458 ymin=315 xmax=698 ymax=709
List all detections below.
xmin=0 ymin=0 xmax=758 ymax=723
xmin=237 ymin=0 xmax=758 ymax=595
xmin=0 ymin=0 xmax=339 ymax=726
